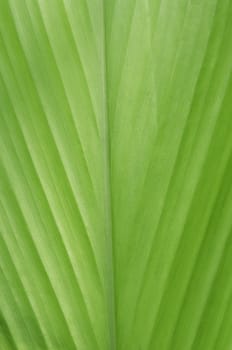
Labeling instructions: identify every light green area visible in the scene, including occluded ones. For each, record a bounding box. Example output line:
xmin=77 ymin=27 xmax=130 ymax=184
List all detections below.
xmin=0 ymin=1 xmax=232 ymax=349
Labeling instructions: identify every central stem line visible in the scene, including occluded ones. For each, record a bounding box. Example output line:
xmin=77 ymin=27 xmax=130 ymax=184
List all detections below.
xmin=102 ymin=1 xmax=117 ymax=350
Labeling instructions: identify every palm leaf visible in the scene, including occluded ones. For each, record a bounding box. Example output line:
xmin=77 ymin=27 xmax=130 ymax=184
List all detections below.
xmin=0 ymin=1 xmax=232 ymax=349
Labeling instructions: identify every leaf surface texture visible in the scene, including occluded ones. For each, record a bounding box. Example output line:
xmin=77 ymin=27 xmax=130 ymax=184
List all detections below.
xmin=0 ymin=1 xmax=232 ymax=349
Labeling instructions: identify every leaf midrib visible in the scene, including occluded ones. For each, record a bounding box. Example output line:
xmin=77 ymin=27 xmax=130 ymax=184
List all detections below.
xmin=102 ymin=2 xmax=117 ymax=350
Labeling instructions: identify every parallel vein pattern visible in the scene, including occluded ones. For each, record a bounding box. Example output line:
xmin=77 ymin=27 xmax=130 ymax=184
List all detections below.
xmin=0 ymin=1 xmax=232 ymax=350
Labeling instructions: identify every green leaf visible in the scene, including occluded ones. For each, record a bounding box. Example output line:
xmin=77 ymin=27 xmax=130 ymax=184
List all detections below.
xmin=0 ymin=1 xmax=232 ymax=349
